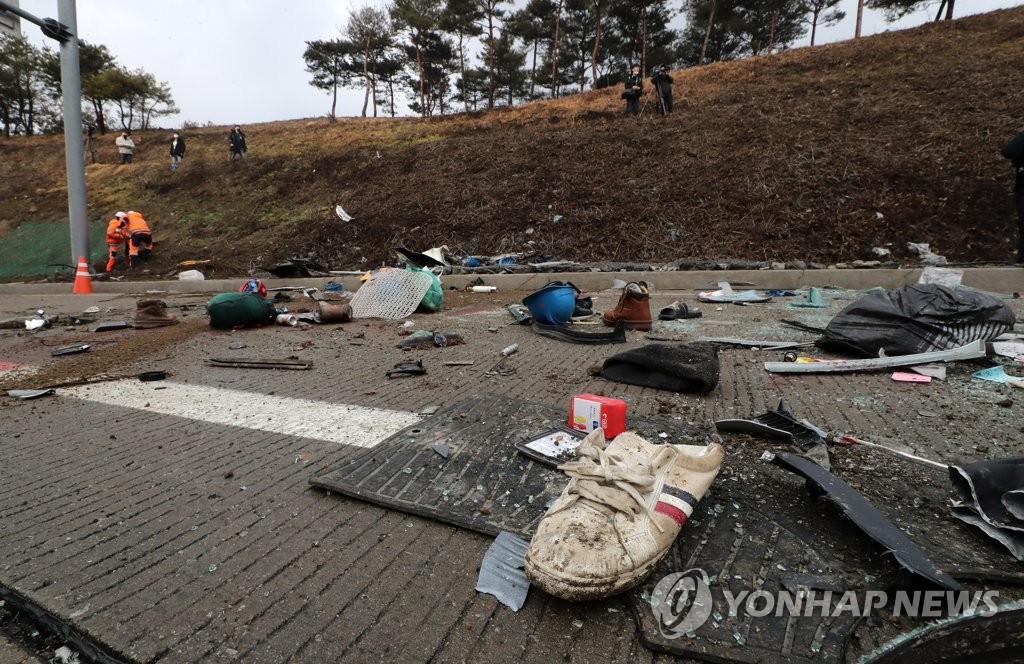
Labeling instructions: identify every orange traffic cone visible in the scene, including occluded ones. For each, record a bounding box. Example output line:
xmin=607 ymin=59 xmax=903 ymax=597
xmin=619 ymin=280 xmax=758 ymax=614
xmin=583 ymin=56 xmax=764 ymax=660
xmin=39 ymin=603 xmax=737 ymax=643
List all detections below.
xmin=72 ymin=256 xmax=93 ymax=294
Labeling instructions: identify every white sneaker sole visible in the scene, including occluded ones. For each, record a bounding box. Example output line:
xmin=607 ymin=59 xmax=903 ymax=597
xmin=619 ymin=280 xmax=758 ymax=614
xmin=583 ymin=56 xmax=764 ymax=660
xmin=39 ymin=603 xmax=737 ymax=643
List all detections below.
xmin=524 ymin=545 xmax=670 ymax=601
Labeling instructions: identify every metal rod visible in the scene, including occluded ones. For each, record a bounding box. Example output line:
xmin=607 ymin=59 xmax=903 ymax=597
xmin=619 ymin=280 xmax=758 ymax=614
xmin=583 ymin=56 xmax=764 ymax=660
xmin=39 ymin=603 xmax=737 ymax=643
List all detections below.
xmin=837 ymin=435 xmax=948 ymax=470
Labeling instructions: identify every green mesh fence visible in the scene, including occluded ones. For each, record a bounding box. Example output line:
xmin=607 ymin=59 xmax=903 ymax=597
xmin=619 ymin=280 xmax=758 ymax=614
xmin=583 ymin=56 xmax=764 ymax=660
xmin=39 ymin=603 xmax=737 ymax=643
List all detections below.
xmin=0 ymin=221 xmax=107 ymax=278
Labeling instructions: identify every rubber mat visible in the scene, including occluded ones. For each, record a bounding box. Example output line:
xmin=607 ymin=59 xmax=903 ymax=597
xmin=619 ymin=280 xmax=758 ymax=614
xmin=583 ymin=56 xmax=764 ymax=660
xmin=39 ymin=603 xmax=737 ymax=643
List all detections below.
xmin=311 ymin=393 xmax=715 ymax=538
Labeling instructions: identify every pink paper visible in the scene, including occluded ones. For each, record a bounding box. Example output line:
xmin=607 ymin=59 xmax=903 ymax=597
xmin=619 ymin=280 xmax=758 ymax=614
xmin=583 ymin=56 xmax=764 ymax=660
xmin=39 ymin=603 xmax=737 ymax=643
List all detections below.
xmin=892 ymin=372 xmax=931 ymax=383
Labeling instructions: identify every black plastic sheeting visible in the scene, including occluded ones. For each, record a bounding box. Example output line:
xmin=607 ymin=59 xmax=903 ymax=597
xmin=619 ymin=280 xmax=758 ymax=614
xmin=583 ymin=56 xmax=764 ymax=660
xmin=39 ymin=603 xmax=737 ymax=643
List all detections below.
xmin=817 ymin=284 xmax=1015 ymax=357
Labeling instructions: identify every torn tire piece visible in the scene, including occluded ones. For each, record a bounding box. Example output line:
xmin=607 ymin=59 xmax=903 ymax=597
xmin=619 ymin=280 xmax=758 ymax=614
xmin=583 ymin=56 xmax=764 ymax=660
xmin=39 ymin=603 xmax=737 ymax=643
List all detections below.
xmin=772 ymin=452 xmax=961 ymax=591
xmin=531 ymin=318 xmax=626 ymax=344
xmin=387 ymin=359 xmax=426 ymax=378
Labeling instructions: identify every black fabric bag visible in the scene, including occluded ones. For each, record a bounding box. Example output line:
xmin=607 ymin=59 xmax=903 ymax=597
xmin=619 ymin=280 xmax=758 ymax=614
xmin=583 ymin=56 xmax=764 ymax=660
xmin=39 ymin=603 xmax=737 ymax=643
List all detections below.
xmin=817 ymin=284 xmax=1015 ymax=357
xmin=599 ymin=342 xmax=719 ymax=393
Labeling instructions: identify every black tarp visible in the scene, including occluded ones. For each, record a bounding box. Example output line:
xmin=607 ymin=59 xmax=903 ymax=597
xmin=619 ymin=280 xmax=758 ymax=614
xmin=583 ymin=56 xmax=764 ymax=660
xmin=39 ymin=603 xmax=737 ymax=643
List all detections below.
xmin=817 ymin=284 xmax=1015 ymax=357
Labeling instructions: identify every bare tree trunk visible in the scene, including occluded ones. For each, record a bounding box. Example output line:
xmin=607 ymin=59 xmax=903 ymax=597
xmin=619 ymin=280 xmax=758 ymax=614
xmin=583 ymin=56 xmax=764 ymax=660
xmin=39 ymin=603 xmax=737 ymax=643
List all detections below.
xmin=415 ymin=35 xmax=426 ymax=116
xmin=360 ymin=42 xmax=370 ymax=118
xmin=768 ymin=11 xmax=776 ymax=53
xmin=855 ymin=0 xmax=864 ymax=38
xmin=946 ymin=0 xmax=955 ymax=19
xmin=810 ymin=9 xmax=819 ymax=46
xmin=590 ymin=0 xmax=602 ymax=90
xmin=458 ymin=34 xmax=469 ymax=112
xmin=700 ymin=0 xmax=716 ymax=65
xmin=487 ymin=7 xmax=496 ymax=108
xmin=530 ymin=39 xmax=538 ymax=98
xmin=371 ymin=65 xmax=378 ymax=117
xmin=551 ymin=0 xmax=563 ymax=97
xmin=641 ymin=2 xmax=648 ymax=79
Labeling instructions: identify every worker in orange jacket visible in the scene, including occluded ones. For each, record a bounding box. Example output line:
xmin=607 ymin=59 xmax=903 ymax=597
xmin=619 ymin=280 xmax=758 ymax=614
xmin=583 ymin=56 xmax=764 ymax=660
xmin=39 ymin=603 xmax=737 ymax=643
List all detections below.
xmin=124 ymin=210 xmax=154 ymax=267
xmin=105 ymin=211 xmax=128 ymax=272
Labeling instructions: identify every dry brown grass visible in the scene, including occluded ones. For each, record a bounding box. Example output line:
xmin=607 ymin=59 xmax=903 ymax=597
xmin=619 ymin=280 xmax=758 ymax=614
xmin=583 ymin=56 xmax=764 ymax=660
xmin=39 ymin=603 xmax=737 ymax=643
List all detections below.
xmin=2 ymin=6 xmax=1024 ymax=274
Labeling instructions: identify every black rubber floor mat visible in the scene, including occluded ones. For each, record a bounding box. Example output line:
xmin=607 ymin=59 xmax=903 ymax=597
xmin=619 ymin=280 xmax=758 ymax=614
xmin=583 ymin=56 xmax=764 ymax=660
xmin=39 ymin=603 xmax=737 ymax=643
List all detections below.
xmin=631 ymin=504 xmax=861 ymax=664
xmin=310 ymin=393 xmax=714 ymax=538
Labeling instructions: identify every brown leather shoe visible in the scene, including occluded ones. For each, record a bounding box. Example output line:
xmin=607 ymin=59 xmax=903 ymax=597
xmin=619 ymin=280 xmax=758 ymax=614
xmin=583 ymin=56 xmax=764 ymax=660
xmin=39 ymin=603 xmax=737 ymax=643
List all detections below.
xmin=602 ymin=282 xmax=652 ymax=331
xmin=134 ymin=299 xmax=179 ymax=328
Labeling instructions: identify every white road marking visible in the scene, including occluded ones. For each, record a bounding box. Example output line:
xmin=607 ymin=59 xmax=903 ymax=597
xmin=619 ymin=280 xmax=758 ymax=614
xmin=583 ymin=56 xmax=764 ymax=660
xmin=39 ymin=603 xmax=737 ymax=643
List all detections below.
xmin=63 ymin=380 xmax=420 ymax=448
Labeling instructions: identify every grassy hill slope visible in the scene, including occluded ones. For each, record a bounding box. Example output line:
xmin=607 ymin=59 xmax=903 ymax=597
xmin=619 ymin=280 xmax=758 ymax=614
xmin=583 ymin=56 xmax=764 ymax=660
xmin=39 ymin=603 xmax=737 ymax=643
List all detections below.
xmin=3 ymin=6 xmax=1024 ymax=276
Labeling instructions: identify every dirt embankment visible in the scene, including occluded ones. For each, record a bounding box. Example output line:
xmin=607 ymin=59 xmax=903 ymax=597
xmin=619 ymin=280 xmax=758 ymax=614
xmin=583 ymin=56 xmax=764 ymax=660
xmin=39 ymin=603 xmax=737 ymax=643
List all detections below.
xmin=2 ymin=6 xmax=1024 ymax=277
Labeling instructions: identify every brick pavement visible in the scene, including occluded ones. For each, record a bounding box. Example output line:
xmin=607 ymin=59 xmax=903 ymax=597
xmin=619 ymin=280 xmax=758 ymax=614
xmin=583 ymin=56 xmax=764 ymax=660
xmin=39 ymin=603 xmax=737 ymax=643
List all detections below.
xmin=1 ymin=286 xmax=1022 ymax=662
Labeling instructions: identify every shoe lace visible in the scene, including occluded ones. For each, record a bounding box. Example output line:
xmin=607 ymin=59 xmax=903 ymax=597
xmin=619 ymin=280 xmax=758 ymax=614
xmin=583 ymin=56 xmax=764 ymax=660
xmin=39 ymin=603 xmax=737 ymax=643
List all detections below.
xmin=553 ymin=443 xmax=675 ymax=533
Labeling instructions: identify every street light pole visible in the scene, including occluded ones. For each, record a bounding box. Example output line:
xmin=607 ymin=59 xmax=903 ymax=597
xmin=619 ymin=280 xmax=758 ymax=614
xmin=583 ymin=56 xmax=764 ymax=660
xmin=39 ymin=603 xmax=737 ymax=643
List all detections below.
xmin=56 ymin=0 xmax=88 ymax=265
xmin=0 ymin=0 xmax=88 ymax=265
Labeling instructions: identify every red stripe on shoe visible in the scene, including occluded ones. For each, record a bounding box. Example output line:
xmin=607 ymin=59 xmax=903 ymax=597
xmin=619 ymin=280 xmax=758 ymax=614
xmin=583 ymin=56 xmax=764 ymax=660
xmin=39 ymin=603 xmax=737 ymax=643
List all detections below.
xmin=655 ymin=501 xmax=688 ymax=526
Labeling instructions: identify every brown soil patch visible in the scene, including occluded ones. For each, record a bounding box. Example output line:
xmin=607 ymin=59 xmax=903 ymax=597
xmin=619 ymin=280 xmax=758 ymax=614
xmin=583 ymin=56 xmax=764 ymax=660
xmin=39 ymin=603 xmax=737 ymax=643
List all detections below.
xmin=1 ymin=319 xmax=209 ymax=391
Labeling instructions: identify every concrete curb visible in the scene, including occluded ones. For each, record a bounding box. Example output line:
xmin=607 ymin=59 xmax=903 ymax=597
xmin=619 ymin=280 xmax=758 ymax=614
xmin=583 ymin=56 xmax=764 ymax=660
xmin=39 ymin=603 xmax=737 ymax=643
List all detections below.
xmin=0 ymin=268 xmax=1021 ymax=296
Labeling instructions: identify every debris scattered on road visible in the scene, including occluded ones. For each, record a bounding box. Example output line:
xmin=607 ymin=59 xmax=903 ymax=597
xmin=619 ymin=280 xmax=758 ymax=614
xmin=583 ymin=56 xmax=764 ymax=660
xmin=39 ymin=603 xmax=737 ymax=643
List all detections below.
xmin=697 ymin=282 xmax=771 ymax=304
xmin=891 ymin=371 xmax=931 ymax=383
xmin=972 ymin=365 xmax=1024 ymax=387
xmin=476 ymin=532 xmax=531 ymax=612
xmin=207 ymin=292 xmax=277 ymax=329
xmin=764 ymin=339 xmax=987 ymax=374
xmin=771 ymin=452 xmax=961 ymax=591
xmin=818 ymin=284 xmax=1014 ymax=357
xmin=531 ymin=319 xmax=626 ymax=344
xmin=206 ymin=357 xmax=312 ymax=370
xmin=92 ymin=321 xmax=130 ymax=332
xmin=658 ymin=300 xmax=702 ymax=320
xmin=6 ymin=388 xmax=55 ymax=399
xmin=386 ymin=360 xmax=426 ymax=378
xmin=789 ymin=287 xmax=828 ymax=308
xmin=350 ymin=268 xmax=434 ymax=319
xmin=514 ymin=427 xmax=585 ymax=466
xmin=600 ymin=342 xmax=719 ymax=393
xmin=949 ymin=458 xmax=1024 ymax=560
xmin=50 ymin=342 xmax=91 ymax=357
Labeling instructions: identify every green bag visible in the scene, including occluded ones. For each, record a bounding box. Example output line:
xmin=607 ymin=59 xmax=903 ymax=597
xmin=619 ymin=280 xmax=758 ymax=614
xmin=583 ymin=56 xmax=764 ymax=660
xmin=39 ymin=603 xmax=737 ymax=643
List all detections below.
xmin=407 ymin=264 xmax=443 ymax=312
xmin=207 ymin=292 xmax=277 ymax=329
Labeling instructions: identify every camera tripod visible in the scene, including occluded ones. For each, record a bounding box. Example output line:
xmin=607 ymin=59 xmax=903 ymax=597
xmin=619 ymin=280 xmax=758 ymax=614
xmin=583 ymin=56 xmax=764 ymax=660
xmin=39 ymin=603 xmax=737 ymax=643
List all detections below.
xmin=638 ymin=83 xmax=667 ymax=117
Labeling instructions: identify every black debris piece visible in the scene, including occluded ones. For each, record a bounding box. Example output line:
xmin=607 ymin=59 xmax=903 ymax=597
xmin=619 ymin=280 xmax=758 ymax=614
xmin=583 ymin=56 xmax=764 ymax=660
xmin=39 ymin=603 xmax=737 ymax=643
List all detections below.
xmin=772 ymin=452 xmax=961 ymax=591
xmin=600 ymin=342 xmax=719 ymax=393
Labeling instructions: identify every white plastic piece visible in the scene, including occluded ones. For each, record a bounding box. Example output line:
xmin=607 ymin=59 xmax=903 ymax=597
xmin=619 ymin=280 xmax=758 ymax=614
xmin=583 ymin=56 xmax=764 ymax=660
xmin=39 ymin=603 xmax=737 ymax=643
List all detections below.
xmin=764 ymin=340 xmax=986 ymax=374
xmin=335 ymin=204 xmax=353 ymax=222
xmin=349 ymin=269 xmax=433 ymax=320
xmin=178 ymin=269 xmax=205 ymax=281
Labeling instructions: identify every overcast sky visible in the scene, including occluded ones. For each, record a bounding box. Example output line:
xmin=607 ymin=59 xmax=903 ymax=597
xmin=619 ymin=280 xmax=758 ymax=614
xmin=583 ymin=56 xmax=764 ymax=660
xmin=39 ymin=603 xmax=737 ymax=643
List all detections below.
xmin=16 ymin=0 xmax=1024 ymax=127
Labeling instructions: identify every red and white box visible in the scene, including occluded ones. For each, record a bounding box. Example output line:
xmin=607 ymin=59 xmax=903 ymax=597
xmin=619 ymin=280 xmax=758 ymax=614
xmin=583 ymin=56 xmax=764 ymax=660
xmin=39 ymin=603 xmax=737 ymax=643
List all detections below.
xmin=568 ymin=393 xmax=627 ymax=438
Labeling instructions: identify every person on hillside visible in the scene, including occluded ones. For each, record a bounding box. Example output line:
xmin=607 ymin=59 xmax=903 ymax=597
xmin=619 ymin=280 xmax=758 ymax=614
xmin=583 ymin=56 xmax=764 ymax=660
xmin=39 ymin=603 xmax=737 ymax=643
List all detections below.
xmin=623 ymin=64 xmax=643 ymax=115
xmin=228 ymin=126 xmax=247 ymax=160
xmin=170 ymin=132 xmax=186 ymax=170
xmin=116 ymin=131 xmax=136 ymax=164
xmin=105 ymin=211 xmax=128 ymax=272
xmin=124 ymin=210 xmax=154 ymax=268
xmin=651 ymin=65 xmax=673 ymax=115
xmin=1001 ymin=129 xmax=1024 ymax=264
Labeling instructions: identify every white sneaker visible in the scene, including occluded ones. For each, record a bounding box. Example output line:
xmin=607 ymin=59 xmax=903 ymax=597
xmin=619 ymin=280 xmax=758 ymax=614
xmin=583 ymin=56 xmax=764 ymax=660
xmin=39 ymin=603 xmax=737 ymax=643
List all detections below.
xmin=524 ymin=429 xmax=724 ymax=601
